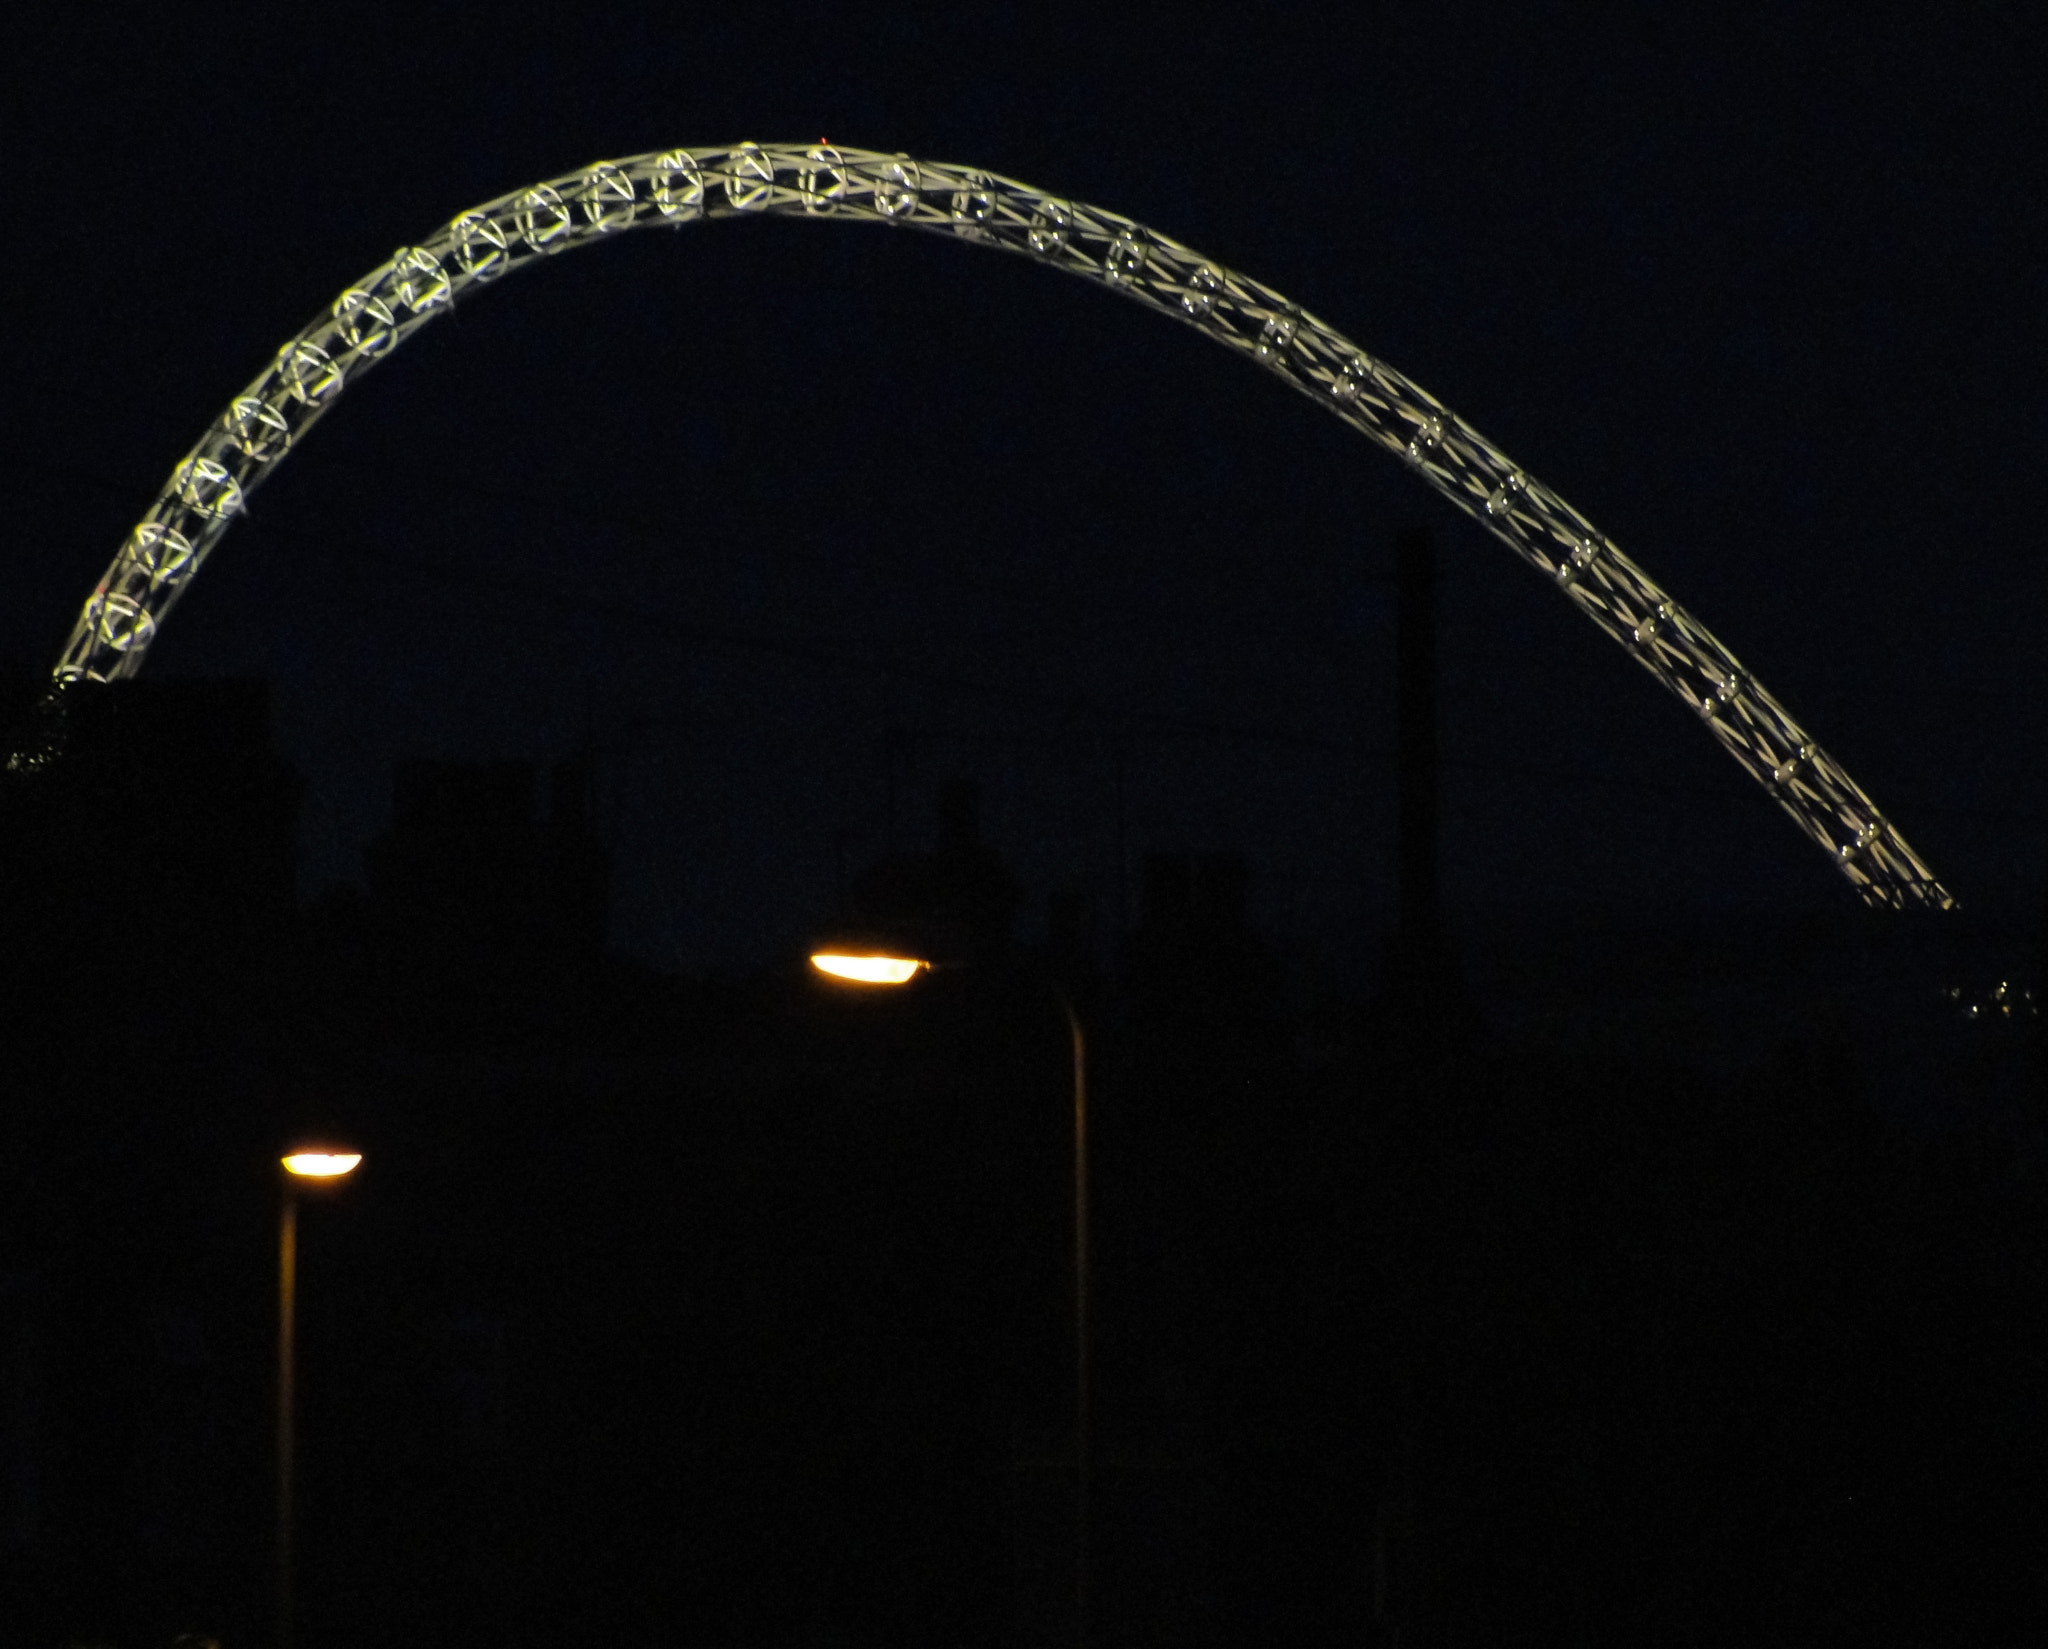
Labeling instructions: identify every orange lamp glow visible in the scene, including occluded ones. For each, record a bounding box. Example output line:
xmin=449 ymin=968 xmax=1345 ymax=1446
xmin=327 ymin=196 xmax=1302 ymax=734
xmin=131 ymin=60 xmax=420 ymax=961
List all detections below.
xmin=810 ymin=952 xmax=928 ymax=985
xmin=282 ymin=1152 xmax=362 ymax=1178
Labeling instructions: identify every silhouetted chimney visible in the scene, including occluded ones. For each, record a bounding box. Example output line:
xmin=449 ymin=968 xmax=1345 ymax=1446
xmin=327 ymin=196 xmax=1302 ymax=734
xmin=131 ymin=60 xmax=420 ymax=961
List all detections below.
xmin=1190 ymin=852 xmax=1249 ymax=934
xmin=1374 ymin=526 xmax=1470 ymax=1030
xmin=1394 ymin=525 xmax=1440 ymax=943
xmin=545 ymin=749 xmax=611 ymax=958
xmin=936 ymin=776 xmax=981 ymax=850
xmin=1138 ymin=851 xmax=1193 ymax=936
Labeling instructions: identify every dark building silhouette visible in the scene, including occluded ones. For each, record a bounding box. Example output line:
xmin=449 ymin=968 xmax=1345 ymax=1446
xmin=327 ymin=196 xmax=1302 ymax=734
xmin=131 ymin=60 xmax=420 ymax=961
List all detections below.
xmin=1043 ymin=880 xmax=1101 ymax=1000
xmin=0 ymin=676 xmax=302 ymax=1649
xmin=1120 ymin=848 xmax=1277 ymax=1029
xmin=5 ymin=675 xmax=2043 ymax=1649
xmin=0 ymin=675 xmax=301 ymax=1010
xmin=323 ymin=750 xmax=616 ymax=1045
xmin=365 ymin=753 xmax=609 ymax=961
xmin=844 ymin=777 xmax=1021 ymax=960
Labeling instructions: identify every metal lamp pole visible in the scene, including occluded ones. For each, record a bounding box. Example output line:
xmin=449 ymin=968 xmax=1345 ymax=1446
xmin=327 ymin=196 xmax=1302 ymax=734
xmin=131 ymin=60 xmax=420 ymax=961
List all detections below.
xmin=1059 ymin=988 xmax=1091 ymax=1649
xmin=276 ymin=1149 xmax=361 ymax=1649
xmin=277 ymin=1184 xmax=297 ymax=1649
xmin=811 ymin=951 xmax=1093 ymax=1648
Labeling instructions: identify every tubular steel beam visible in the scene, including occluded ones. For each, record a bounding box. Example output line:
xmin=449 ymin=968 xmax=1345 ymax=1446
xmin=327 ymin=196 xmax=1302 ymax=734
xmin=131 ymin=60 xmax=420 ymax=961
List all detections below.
xmin=35 ymin=143 xmax=1953 ymax=908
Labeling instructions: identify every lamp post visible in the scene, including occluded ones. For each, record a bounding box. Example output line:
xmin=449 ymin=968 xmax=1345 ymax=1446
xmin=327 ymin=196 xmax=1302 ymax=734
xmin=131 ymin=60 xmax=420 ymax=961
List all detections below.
xmin=810 ymin=949 xmax=1091 ymax=1649
xmin=277 ymin=1148 xmax=361 ymax=1649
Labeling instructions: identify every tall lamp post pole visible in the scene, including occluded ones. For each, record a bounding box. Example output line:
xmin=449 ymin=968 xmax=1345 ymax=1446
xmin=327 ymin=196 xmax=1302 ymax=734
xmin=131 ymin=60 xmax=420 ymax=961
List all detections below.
xmin=812 ymin=950 xmax=1093 ymax=1648
xmin=277 ymin=1186 xmax=295 ymax=1649
xmin=1060 ymin=988 xmax=1090 ymax=1649
xmin=276 ymin=1149 xmax=362 ymax=1649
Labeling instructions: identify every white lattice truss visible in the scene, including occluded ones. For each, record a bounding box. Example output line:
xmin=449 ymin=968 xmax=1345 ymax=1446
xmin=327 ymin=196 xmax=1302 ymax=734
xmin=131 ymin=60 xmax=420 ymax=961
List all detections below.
xmin=46 ymin=143 xmax=1951 ymax=909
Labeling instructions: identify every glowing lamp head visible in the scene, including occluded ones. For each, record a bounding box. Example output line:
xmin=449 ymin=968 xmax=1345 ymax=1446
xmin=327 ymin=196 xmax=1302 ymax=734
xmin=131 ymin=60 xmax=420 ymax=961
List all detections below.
xmin=809 ymin=952 xmax=928 ymax=986
xmin=282 ymin=1152 xmax=362 ymax=1178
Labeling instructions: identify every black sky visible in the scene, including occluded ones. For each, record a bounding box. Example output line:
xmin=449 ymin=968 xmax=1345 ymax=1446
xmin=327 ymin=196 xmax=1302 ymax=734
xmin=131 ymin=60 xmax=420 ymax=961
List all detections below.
xmin=3 ymin=2 xmax=2041 ymax=970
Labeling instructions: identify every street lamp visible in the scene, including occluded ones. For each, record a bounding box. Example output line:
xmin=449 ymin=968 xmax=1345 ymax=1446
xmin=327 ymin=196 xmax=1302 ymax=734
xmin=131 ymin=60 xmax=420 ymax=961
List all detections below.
xmin=809 ymin=951 xmax=930 ymax=986
xmin=808 ymin=947 xmax=1092 ymax=1649
xmin=277 ymin=1146 xmax=361 ymax=1649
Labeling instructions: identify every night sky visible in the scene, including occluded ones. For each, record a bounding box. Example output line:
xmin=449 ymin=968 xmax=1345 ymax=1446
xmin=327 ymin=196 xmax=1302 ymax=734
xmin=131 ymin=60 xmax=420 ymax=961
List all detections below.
xmin=6 ymin=9 xmax=2048 ymax=1645
xmin=2 ymin=6 xmax=2041 ymax=970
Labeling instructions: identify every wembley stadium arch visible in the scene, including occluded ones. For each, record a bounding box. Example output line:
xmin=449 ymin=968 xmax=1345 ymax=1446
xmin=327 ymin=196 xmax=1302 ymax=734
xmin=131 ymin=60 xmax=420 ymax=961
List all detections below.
xmin=27 ymin=142 xmax=1952 ymax=910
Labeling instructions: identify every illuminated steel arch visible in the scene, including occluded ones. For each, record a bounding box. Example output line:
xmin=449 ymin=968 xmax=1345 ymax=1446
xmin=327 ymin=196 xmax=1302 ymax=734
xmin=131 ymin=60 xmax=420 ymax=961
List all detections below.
xmin=40 ymin=143 xmax=1951 ymax=908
